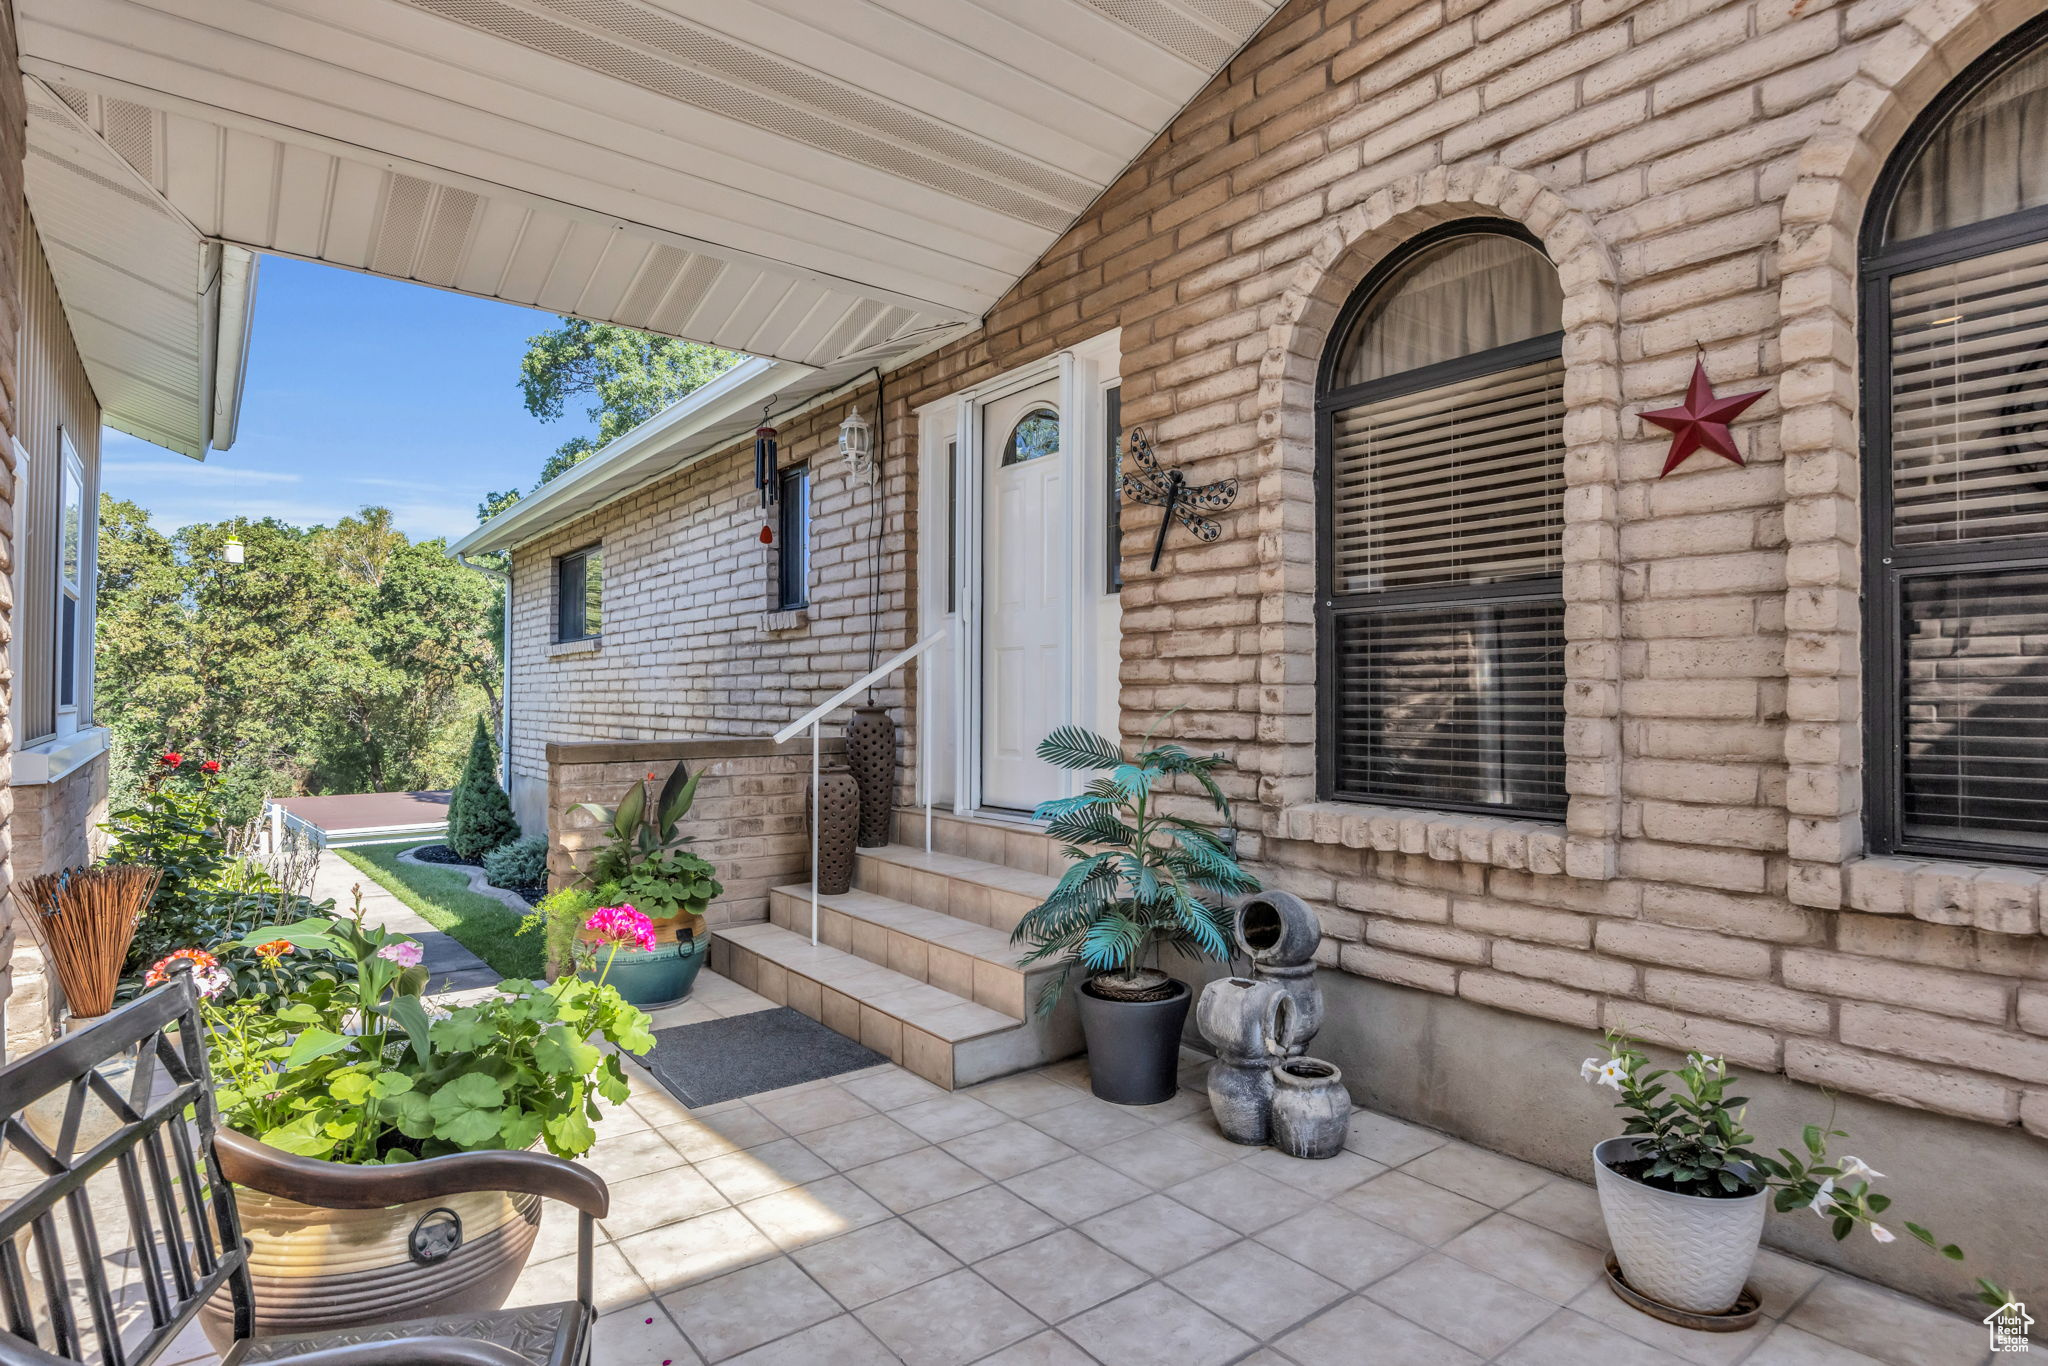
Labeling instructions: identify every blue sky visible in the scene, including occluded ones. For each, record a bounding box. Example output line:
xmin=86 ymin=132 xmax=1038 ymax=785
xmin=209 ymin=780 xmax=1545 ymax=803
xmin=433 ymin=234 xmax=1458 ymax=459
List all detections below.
xmin=100 ymin=256 xmax=580 ymax=543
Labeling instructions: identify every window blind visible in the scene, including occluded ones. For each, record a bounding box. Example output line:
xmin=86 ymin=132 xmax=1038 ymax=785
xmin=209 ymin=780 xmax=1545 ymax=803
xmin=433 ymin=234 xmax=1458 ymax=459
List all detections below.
xmin=1889 ymin=235 xmax=2048 ymax=546
xmin=1330 ymin=599 xmax=1566 ymax=812
xmin=1329 ymin=356 xmax=1566 ymax=592
xmin=1900 ymin=565 xmax=2048 ymax=852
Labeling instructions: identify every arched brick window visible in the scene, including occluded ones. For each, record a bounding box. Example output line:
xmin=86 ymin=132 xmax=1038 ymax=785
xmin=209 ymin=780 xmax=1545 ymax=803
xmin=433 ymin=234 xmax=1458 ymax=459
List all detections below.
xmin=1865 ymin=19 xmax=2048 ymax=863
xmin=1315 ymin=221 xmax=1567 ymax=816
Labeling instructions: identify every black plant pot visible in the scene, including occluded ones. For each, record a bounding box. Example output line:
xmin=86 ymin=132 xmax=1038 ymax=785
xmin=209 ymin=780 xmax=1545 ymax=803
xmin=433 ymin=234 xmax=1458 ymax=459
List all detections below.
xmin=1077 ymin=976 xmax=1191 ymax=1106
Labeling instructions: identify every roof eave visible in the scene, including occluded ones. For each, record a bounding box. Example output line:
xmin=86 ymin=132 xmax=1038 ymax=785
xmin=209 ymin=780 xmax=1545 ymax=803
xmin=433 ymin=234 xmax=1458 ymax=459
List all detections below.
xmin=447 ymin=354 xmax=805 ymax=557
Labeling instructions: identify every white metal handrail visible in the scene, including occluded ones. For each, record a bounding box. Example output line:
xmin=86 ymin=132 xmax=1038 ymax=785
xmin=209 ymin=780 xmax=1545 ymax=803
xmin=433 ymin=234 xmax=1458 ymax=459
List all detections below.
xmin=775 ymin=628 xmax=948 ymax=946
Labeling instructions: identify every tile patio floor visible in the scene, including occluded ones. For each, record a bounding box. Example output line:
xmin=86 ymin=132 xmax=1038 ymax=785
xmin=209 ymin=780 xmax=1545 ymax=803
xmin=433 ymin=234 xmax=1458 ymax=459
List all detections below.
xmin=157 ymin=968 xmax=1991 ymax=1366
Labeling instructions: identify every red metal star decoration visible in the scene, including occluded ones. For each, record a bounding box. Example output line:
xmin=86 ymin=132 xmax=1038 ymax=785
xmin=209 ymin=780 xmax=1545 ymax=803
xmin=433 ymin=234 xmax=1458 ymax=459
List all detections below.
xmin=1642 ymin=357 xmax=1769 ymax=477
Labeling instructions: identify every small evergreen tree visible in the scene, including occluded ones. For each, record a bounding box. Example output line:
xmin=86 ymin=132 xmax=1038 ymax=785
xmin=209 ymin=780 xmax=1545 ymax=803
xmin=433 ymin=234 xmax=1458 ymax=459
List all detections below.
xmin=446 ymin=714 xmax=519 ymax=861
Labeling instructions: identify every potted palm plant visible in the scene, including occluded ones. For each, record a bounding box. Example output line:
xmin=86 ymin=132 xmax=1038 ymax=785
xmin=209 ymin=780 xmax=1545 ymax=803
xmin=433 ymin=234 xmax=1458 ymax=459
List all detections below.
xmin=1013 ymin=724 xmax=1257 ymax=1106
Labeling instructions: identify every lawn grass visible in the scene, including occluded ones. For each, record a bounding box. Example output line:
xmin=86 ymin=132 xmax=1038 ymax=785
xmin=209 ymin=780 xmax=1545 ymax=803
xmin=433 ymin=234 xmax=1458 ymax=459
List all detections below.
xmin=335 ymin=841 xmax=544 ymax=980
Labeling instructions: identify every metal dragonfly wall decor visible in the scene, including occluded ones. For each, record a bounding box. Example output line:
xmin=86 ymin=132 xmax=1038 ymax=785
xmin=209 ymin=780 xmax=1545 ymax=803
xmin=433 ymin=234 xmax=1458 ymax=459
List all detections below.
xmin=1119 ymin=425 xmax=1239 ymax=571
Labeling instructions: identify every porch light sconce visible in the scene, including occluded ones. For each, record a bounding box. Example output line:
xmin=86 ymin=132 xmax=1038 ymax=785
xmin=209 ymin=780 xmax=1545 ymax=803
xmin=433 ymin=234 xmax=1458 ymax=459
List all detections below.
xmin=839 ymin=407 xmax=875 ymax=486
xmin=222 ymin=538 xmax=245 ymax=565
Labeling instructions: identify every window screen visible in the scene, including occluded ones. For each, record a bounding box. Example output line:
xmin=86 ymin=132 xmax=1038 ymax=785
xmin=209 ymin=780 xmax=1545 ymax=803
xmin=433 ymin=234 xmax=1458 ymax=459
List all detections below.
xmin=1319 ymin=225 xmax=1567 ymax=816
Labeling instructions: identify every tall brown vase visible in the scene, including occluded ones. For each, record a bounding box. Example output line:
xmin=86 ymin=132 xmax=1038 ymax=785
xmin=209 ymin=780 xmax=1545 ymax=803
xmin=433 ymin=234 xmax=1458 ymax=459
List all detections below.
xmin=807 ymin=762 xmax=860 ymax=894
xmin=844 ymin=705 xmax=898 ymax=848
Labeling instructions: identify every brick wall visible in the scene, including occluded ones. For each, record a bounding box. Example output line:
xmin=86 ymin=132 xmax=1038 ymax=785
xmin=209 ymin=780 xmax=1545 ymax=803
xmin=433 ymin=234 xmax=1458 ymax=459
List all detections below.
xmin=544 ymin=736 xmax=842 ymax=930
xmin=508 ymin=0 xmax=2048 ymax=1151
xmin=506 ymin=381 xmax=917 ymax=829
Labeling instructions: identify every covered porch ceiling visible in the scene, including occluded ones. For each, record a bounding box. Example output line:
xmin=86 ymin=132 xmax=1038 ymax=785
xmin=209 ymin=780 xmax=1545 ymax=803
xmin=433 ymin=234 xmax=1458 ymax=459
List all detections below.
xmin=17 ymin=0 xmax=1279 ymax=458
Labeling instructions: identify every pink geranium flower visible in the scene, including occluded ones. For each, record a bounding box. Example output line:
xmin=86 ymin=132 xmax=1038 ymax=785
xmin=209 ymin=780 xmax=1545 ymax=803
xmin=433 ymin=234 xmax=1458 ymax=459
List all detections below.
xmin=585 ymin=905 xmax=657 ymax=953
xmin=375 ymin=940 xmax=424 ymax=968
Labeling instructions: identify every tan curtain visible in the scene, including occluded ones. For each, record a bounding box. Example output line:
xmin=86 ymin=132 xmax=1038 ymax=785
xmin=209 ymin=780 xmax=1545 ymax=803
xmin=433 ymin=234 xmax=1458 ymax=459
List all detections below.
xmin=1890 ymin=46 xmax=2048 ymax=242
xmin=1332 ymin=235 xmax=1562 ymax=387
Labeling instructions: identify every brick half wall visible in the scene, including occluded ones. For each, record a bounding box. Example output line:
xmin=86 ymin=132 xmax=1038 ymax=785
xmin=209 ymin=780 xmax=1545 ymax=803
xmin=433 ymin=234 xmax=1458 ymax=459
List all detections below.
xmin=545 ymin=735 xmax=842 ymax=930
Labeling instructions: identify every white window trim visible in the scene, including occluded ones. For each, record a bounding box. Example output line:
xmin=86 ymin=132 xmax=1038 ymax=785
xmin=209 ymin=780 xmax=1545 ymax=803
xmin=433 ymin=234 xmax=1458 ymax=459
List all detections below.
xmin=14 ymin=726 xmax=110 ymax=785
xmin=53 ymin=428 xmax=93 ymax=739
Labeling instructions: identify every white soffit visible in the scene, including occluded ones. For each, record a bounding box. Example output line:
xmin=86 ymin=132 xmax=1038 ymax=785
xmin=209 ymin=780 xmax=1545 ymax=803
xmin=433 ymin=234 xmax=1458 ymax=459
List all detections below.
xmin=22 ymin=78 xmax=254 ymax=459
xmin=17 ymin=0 xmax=1280 ymax=355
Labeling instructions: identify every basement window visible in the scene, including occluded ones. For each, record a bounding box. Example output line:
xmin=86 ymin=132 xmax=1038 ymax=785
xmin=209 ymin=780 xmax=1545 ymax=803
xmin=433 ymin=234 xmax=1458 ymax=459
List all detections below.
xmin=555 ymin=545 xmax=602 ymax=643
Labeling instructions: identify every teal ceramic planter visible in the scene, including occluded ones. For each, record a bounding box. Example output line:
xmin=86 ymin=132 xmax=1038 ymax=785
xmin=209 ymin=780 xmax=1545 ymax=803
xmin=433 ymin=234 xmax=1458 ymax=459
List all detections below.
xmin=581 ymin=932 xmax=708 ymax=1008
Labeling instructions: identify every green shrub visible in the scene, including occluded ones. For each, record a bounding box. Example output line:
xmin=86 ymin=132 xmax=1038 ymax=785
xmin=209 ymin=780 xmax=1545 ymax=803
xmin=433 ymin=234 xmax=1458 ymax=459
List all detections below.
xmin=518 ymin=883 xmax=612 ymax=980
xmin=484 ymin=836 xmax=549 ymax=890
xmin=447 ymin=715 xmax=519 ymax=862
xmin=106 ymin=752 xmax=344 ymax=997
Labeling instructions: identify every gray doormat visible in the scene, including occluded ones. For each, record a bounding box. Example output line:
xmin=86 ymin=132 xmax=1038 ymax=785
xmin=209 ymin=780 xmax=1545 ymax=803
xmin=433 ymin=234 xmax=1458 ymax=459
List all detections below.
xmin=642 ymin=1007 xmax=889 ymax=1108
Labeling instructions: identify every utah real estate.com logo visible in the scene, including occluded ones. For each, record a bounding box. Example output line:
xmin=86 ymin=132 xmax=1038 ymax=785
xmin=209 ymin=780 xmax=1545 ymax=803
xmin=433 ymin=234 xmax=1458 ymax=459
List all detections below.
xmin=1988 ymin=1302 xmax=2035 ymax=1353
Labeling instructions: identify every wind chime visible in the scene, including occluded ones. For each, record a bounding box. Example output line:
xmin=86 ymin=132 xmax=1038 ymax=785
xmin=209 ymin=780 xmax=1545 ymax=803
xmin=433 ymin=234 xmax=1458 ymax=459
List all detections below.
xmin=754 ymin=404 xmax=779 ymax=545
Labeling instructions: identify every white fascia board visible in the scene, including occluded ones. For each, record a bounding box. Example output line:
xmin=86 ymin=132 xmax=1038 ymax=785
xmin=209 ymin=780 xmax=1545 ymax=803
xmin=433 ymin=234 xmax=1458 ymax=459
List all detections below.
xmin=449 ymin=355 xmax=808 ymax=557
xmin=209 ymin=246 xmax=258 ymax=452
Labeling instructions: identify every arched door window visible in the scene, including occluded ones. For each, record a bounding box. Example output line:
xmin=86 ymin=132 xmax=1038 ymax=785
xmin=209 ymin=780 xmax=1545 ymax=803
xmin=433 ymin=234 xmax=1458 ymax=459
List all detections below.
xmin=1316 ymin=222 xmax=1567 ymax=815
xmin=1865 ymin=21 xmax=2048 ymax=862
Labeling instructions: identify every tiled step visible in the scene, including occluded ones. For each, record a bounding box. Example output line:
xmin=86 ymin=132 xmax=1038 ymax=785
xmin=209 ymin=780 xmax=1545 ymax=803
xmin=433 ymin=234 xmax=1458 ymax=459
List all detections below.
xmin=852 ymin=844 xmax=1058 ymax=934
xmin=890 ymin=808 xmax=1067 ymax=877
xmin=710 ymin=922 xmax=1080 ymax=1090
xmin=767 ymin=884 xmax=1059 ymax=1019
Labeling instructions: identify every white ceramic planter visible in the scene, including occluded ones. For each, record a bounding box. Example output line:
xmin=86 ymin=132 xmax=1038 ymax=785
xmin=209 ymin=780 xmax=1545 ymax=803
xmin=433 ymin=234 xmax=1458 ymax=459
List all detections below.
xmin=1592 ymin=1135 xmax=1767 ymax=1315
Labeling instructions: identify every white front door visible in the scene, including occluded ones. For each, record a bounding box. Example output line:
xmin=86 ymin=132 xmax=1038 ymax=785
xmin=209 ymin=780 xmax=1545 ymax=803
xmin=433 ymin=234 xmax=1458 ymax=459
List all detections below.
xmin=981 ymin=381 xmax=1066 ymax=811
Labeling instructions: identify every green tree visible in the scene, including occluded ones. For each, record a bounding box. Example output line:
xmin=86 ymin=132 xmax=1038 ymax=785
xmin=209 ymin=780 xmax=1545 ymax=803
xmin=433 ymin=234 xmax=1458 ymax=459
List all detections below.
xmin=518 ymin=319 xmax=742 ymax=485
xmin=94 ymin=496 xmax=497 ymax=821
xmin=446 ymin=714 xmax=519 ymax=860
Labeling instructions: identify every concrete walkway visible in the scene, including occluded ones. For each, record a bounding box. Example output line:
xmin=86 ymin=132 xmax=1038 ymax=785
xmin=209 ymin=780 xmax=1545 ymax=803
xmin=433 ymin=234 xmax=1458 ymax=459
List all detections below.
xmin=309 ymin=845 xmax=501 ymax=993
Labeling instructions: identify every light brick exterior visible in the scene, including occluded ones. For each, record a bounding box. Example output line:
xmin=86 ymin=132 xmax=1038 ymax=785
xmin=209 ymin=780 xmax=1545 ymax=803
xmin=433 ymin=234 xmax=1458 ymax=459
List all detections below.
xmin=544 ymin=736 xmax=841 ymax=932
xmin=508 ymin=0 xmax=2048 ymax=1180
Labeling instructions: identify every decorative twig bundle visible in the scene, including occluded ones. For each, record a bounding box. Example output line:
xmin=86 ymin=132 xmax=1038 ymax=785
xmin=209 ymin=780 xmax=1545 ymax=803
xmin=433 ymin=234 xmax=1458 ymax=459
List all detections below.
xmin=11 ymin=865 xmax=161 ymax=1018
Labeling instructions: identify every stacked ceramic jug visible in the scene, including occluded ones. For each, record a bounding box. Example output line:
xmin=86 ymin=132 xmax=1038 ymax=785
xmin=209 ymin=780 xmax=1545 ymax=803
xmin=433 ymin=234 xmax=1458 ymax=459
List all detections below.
xmin=1196 ymin=890 xmax=1349 ymax=1159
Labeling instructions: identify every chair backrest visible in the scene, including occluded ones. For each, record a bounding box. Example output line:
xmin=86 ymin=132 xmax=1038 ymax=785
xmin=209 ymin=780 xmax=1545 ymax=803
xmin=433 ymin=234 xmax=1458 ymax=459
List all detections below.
xmin=0 ymin=978 xmax=251 ymax=1365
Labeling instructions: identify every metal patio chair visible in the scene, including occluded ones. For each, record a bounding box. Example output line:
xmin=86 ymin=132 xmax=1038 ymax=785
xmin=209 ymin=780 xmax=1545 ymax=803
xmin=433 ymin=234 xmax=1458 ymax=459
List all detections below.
xmin=0 ymin=977 xmax=609 ymax=1366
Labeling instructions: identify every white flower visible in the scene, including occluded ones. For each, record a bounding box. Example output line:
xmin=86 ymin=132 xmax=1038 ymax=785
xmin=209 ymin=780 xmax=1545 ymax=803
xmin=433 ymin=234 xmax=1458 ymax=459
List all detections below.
xmin=1695 ymin=1054 xmax=1723 ymax=1074
xmin=1807 ymin=1178 xmax=1836 ymax=1217
xmin=1595 ymin=1058 xmax=1629 ymax=1091
xmin=1580 ymin=1058 xmax=1602 ymax=1083
xmin=1870 ymin=1222 xmax=1895 ymax=1244
xmin=1837 ymin=1155 xmax=1885 ymax=1181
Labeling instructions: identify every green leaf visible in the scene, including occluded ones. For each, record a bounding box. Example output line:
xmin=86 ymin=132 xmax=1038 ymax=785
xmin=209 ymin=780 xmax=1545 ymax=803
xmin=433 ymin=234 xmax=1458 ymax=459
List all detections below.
xmin=533 ymin=1024 xmax=601 ymax=1077
xmin=285 ymin=1027 xmax=353 ymax=1069
xmin=1035 ymin=725 xmax=1126 ymax=772
xmin=427 ymin=1073 xmax=507 ymax=1148
xmin=542 ymin=1107 xmax=597 ymax=1157
xmin=658 ymin=763 xmax=703 ymax=830
xmin=614 ymin=781 xmax=647 ymax=838
xmin=329 ymin=1071 xmax=373 ymax=1105
xmin=387 ymin=993 xmax=438 ymax=1062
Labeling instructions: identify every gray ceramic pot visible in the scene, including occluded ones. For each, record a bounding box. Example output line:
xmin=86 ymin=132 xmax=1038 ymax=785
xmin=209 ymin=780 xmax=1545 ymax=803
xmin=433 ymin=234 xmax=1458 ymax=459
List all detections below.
xmin=1078 ymin=976 xmax=1190 ymax=1106
xmin=1269 ymin=1057 xmax=1348 ymax=1159
xmin=1195 ymin=976 xmax=1290 ymax=1144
